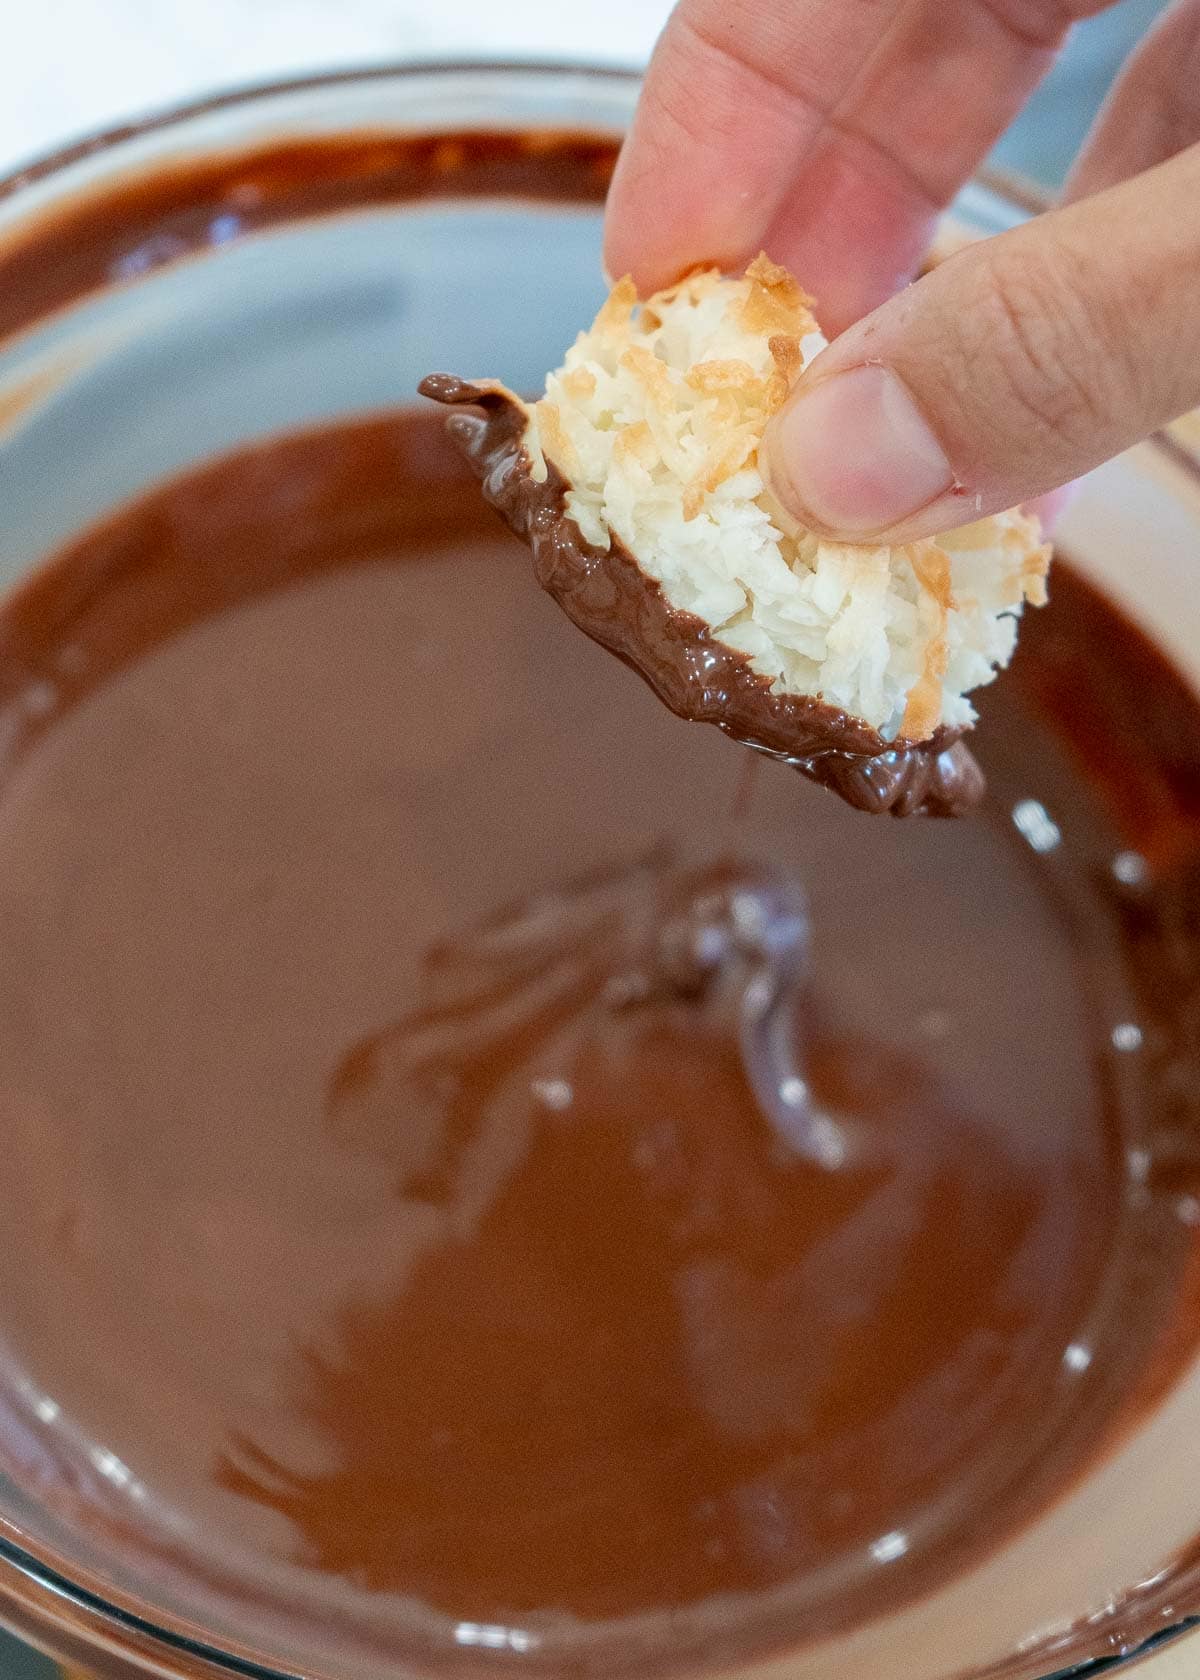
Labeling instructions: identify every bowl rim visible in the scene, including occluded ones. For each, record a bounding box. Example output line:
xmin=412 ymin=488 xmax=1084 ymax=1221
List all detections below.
xmin=0 ymin=55 xmax=642 ymax=207
xmin=0 ymin=52 xmax=1197 ymax=1680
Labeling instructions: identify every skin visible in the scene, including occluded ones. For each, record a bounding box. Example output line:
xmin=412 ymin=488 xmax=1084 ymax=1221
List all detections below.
xmin=604 ymin=0 xmax=1200 ymax=543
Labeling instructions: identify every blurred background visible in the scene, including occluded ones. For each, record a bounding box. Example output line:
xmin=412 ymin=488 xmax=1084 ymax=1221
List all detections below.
xmin=0 ymin=0 xmax=1175 ymax=1674
xmin=0 ymin=0 xmax=1172 ymax=185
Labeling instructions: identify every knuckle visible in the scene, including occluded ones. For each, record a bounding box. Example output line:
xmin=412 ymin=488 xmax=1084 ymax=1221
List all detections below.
xmin=649 ymin=13 xmax=737 ymax=154
xmin=971 ymin=239 xmax=1123 ymax=447
xmin=649 ymin=65 xmax=712 ymax=155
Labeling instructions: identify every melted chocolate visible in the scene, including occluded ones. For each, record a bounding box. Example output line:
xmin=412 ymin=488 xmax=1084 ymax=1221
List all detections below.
xmin=420 ymin=375 xmax=985 ymax=818
xmin=0 ymin=408 xmax=1197 ymax=1674
xmin=0 ymin=129 xmax=615 ymax=345
xmin=0 ymin=123 xmax=1198 ymax=1678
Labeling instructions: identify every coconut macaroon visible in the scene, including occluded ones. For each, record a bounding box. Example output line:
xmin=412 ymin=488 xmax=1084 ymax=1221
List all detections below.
xmin=421 ymin=255 xmax=1050 ymax=818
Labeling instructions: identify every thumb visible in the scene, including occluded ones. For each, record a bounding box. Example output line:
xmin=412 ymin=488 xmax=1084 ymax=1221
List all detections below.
xmin=761 ymin=142 xmax=1200 ymax=544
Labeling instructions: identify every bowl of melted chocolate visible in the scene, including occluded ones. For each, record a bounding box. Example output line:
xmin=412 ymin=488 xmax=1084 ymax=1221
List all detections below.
xmin=0 ymin=62 xmax=1199 ymax=1680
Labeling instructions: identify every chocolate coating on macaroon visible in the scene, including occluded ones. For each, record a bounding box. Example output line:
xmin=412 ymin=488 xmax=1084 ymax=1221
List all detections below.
xmin=420 ymin=374 xmax=985 ymax=818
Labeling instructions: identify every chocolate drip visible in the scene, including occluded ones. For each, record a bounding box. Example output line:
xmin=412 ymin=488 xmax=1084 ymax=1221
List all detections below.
xmin=420 ymin=374 xmax=985 ymax=818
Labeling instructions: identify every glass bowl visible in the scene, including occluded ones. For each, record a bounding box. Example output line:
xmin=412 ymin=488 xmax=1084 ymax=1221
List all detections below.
xmin=0 ymin=59 xmax=1197 ymax=1680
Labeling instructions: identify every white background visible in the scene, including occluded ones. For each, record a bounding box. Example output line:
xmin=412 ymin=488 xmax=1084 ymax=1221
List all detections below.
xmin=0 ymin=0 xmax=1171 ymax=186
xmin=0 ymin=0 xmax=671 ymax=175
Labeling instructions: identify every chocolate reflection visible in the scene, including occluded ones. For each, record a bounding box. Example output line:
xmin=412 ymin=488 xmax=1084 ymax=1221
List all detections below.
xmin=219 ymin=861 xmax=1050 ymax=1626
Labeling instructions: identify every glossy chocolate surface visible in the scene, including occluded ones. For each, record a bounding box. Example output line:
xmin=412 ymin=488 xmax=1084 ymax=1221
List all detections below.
xmin=0 ymin=407 xmax=1195 ymax=1668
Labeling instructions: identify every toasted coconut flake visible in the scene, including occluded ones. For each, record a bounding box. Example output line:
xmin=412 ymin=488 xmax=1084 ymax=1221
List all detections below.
xmin=620 ymin=344 xmax=674 ymax=411
xmin=686 ymin=359 xmax=761 ymax=393
xmin=767 ymin=334 xmax=803 ymax=402
xmin=911 ymin=543 xmax=954 ymax=608
xmin=740 ymin=253 xmax=818 ymax=337
xmin=902 ymin=545 xmax=953 ymax=739
xmin=594 ymin=274 xmax=638 ymax=336
xmin=560 ymin=366 xmax=597 ymax=403
xmin=532 ymin=399 xmax=578 ymax=482
xmin=613 ymin=420 xmax=657 ymax=471
xmin=1020 ymin=540 xmax=1052 ymax=608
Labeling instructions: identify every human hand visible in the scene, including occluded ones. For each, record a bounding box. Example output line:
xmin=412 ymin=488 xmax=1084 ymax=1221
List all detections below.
xmin=605 ymin=0 xmax=1200 ymax=542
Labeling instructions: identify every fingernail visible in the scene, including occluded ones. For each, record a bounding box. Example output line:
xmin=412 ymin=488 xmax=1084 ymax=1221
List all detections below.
xmin=763 ymin=363 xmax=953 ymax=537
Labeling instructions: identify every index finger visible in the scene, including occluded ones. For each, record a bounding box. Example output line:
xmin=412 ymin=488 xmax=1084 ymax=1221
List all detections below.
xmin=604 ymin=0 xmax=1117 ymax=331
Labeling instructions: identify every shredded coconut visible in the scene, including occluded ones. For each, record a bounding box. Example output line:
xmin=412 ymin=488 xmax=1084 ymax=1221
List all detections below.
xmin=518 ymin=255 xmax=1049 ymax=741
